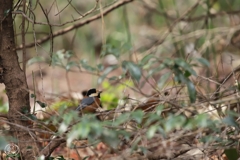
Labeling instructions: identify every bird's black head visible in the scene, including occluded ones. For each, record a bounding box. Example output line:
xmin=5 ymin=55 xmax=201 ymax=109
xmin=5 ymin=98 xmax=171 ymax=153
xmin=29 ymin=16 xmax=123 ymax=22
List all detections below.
xmin=87 ymin=88 xmax=102 ymax=98
xmin=86 ymin=88 xmax=97 ymax=97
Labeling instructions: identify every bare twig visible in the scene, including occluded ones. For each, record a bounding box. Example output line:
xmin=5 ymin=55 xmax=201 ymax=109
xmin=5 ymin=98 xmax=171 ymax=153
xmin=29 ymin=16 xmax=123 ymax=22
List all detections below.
xmin=40 ymin=137 xmax=66 ymax=158
xmin=15 ymin=0 xmax=134 ymax=50
xmin=21 ymin=0 xmax=26 ymax=74
xmin=0 ymin=113 xmax=8 ymax=119
xmin=38 ymin=2 xmax=53 ymax=63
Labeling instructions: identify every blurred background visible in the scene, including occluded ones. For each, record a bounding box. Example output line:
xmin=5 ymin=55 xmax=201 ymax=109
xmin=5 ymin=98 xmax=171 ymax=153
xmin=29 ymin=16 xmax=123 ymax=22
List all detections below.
xmin=1 ymin=0 xmax=240 ymax=158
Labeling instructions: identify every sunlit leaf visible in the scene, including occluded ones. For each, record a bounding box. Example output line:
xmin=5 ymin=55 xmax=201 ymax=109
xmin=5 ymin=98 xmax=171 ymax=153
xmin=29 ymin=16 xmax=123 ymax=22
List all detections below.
xmin=64 ymin=50 xmax=74 ymax=59
xmin=147 ymin=125 xmax=157 ymax=139
xmin=27 ymin=56 xmax=46 ymax=66
xmin=66 ymin=61 xmax=79 ymax=71
xmin=59 ymin=122 xmax=68 ymax=133
xmin=51 ymin=51 xmax=64 ymax=66
xmin=80 ymin=59 xmax=96 ymax=71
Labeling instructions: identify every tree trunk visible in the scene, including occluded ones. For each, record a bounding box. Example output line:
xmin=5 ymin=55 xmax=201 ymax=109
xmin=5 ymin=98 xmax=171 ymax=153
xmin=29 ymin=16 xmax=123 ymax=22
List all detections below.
xmin=0 ymin=1 xmax=38 ymax=159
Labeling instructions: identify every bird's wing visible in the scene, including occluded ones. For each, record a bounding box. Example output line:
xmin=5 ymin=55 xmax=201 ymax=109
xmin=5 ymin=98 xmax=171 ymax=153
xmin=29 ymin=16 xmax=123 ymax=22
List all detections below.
xmin=76 ymin=97 xmax=95 ymax=111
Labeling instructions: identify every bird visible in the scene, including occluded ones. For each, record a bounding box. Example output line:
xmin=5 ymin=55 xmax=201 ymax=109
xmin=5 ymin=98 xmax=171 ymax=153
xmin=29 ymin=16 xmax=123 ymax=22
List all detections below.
xmin=76 ymin=88 xmax=102 ymax=114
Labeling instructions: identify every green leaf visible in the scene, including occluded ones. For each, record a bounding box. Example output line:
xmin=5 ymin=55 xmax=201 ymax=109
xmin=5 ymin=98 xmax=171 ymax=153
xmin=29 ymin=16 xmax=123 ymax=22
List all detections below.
xmin=101 ymin=44 xmax=120 ymax=58
xmin=51 ymin=51 xmax=64 ymax=66
xmin=140 ymin=54 xmax=154 ymax=65
xmin=222 ymin=116 xmax=239 ymax=129
xmin=186 ymin=80 xmax=196 ymax=103
xmin=143 ymin=114 xmax=160 ymax=127
xmin=97 ymin=64 xmax=104 ymax=71
xmin=36 ymin=101 xmax=47 ymax=108
xmin=4 ymin=9 xmax=10 ymax=16
xmin=224 ymin=148 xmax=239 ymax=160
xmin=184 ymin=70 xmax=191 ymax=78
xmin=196 ymin=58 xmax=210 ymax=67
xmin=27 ymin=56 xmax=45 ymax=66
xmin=164 ymin=115 xmax=186 ymax=132
xmin=80 ymin=59 xmax=96 ymax=71
xmin=54 ymin=155 xmax=65 ymax=160
xmin=194 ymin=114 xmax=209 ymax=127
xmin=65 ymin=50 xmax=74 ymax=59
xmin=109 ymin=76 xmax=118 ymax=81
xmin=131 ymin=110 xmax=144 ymax=124
xmin=174 ymin=58 xmax=196 ymax=76
xmin=98 ymin=65 xmax=118 ymax=84
xmin=163 ymin=58 xmax=174 ymax=66
xmin=66 ymin=61 xmax=79 ymax=71
xmin=174 ymin=70 xmax=188 ymax=83
xmin=101 ymin=129 xmax=119 ymax=148
xmin=0 ymin=136 xmax=8 ymax=150
xmin=147 ymin=125 xmax=157 ymax=139
xmin=56 ymin=50 xmax=65 ymax=57
xmin=156 ymin=105 xmax=164 ymax=116
xmin=83 ymin=156 xmax=90 ymax=160
xmin=157 ymin=72 xmax=171 ymax=88
xmin=28 ymin=114 xmax=37 ymax=120
xmin=31 ymin=94 xmax=36 ymax=98
xmin=113 ymin=113 xmax=130 ymax=126
xmin=122 ymin=61 xmax=142 ymax=82
xmin=63 ymin=113 xmax=74 ymax=124
xmin=76 ymin=122 xmax=91 ymax=138
xmin=148 ymin=64 xmax=166 ymax=77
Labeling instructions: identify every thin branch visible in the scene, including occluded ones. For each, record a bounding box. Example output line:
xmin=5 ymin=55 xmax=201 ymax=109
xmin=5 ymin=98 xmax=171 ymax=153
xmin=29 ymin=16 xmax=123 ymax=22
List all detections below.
xmin=12 ymin=0 xmax=99 ymax=27
xmin=0 ymin=113 xmax=8 ymax=119
xmin=40 ymin=137 xmax=65 ymax=158
xmin=38 ymin=2 xmax=53 ymax=63
xmin=15 ymin=0 xmax=134 ymax=50
xmin=21 ymin=0 xmax=26 ymax=74
xmin=54 ymin=0 xmax=72 ymax=16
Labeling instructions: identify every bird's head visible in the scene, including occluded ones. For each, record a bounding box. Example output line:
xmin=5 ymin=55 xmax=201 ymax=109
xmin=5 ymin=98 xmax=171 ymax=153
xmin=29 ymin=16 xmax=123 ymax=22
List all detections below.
xmin=87 ymin=88 xmax=102 ymax=98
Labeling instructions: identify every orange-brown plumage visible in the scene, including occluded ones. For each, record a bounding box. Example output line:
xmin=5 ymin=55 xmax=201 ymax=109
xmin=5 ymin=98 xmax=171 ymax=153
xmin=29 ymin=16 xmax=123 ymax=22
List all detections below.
xmin=76 ymin=88 xmax=102 ymax=114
